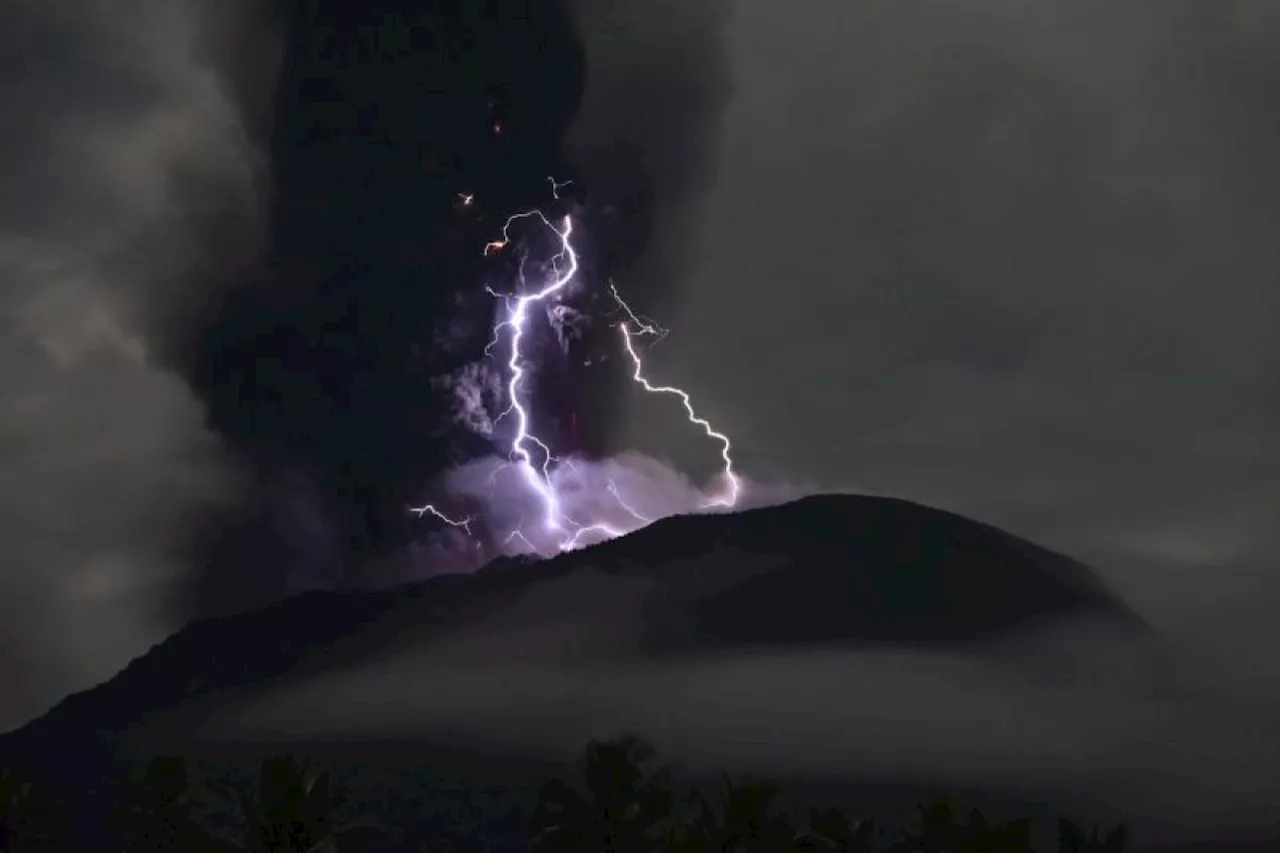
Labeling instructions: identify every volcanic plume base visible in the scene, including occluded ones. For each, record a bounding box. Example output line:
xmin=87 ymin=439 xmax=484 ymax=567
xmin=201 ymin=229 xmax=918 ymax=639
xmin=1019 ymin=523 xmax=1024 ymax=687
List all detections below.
xmin=407 ymin=200 xmax=753 ymax=576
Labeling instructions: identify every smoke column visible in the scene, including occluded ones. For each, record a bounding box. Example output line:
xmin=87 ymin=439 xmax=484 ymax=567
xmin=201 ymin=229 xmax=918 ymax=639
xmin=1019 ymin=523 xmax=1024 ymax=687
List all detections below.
xmin=0 ymin=0 xmax=742 ymax=731
xmin=172 ymin=0 xmax=740 ymax=606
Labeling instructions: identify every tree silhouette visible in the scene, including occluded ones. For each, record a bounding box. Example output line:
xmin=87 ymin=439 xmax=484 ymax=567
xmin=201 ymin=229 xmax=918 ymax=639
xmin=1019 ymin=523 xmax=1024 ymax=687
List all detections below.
xmin=116 ymin=755 xmax=227 ymax=853
xmin=0 ymin=737 xmax=1156 ymax=852
xmin=1057 ymin=819 xmax=1129 ymax=853
xmin=662 ymin=775 xmax=800 ymax=853
xmin=234 ymin=756 xmax=380 ymax=853
xmin=530 ymin=735 xmax=675 ymax=853
xmin=0 ymin=765 xmax=30 ymax=853
xmin=900 ymin=798 xmax=1035 ymax=853
xmin=0 ymin=763 xmax=66 ymax=853
xmin=713 ymin=776 xmax=799 ymax=853
xmin=795 ymin=807 xmax=877 ymax=853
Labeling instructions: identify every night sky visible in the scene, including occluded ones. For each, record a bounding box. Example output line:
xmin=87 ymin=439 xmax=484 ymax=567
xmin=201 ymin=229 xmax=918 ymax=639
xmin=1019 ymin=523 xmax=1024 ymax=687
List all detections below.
xmin=2 ymin=0 xmax=1279 ymax=815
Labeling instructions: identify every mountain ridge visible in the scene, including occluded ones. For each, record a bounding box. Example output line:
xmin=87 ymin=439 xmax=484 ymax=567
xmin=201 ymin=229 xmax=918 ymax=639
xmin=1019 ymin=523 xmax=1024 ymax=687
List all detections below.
xmin=0 ymin=493 xmax=1141 ymax=762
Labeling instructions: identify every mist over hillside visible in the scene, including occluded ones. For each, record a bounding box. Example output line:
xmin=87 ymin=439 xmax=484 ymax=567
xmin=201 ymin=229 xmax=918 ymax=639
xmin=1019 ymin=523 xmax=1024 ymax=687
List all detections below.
xmin=9 ymin=495 xmax=1277 ymax=847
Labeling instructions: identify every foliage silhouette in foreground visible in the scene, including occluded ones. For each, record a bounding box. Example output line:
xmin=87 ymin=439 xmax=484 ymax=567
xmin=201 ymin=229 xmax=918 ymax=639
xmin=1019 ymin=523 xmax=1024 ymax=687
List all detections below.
xmin=114 ymin=755 xmax=385 ymax=853
xmin=1057 ymin=818 xmax=1129 ymax=853
xmin=901 ymin=798 xmax=1036 ymax=852
xmin=666 ymin=775 xmax=803 ymax=853
xmin=116 ymin=756 xmax=221 ymax=853
xmin=0 ymin=764 xmax=33 ymax=853
xmin=5 ymin=735 xmax=1134 ymax=852
xmin=531 ymin=735 xmax=676 ymax=853
xmin=0 ymin=763 xmax=69 ymax=853
xmin=797 ymin=807 xmax=876 ymax=853
xmin=234 ymin=755 xmax=384 ymax=853
xmin=538 ymin=738 xmax=1130 ymax=853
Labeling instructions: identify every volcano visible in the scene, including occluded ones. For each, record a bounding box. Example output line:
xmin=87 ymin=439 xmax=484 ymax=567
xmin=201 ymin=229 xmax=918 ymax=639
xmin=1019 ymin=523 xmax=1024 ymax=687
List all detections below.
xmin=2 ymin=493 xmax=1137 ymax=758
xmin=0 ymin=493 xmax=1173 ymax=850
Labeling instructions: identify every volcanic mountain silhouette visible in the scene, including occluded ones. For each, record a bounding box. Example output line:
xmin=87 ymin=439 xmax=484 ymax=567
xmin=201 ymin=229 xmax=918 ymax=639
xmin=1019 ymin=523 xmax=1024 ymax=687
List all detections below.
xmin=2 ymin=493 xmax=1139 ymax=761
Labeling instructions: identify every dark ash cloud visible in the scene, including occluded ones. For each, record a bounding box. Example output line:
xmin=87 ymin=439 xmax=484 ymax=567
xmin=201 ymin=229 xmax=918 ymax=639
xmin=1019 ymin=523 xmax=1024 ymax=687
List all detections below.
xmin=0 ymin=0 xmax=741 ymax=728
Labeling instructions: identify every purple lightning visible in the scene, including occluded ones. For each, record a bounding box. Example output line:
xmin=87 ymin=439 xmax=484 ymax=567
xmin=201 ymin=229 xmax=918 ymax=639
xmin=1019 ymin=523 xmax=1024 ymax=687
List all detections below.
xmin=408 ymin=502 xmax=472 ymax=533
xmin=495 ymin=211 xmax=578 ymax=533
xmin=613 ymin=289 xmax=741 ymax=510
xmin=413 ymin=190 xmax=741 ymax=557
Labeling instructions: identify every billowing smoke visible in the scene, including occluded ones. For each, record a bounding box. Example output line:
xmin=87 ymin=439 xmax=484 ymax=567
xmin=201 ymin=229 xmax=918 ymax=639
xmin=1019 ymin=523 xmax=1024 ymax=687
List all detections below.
xmin=417 ymin=452 xmax=708 ymax=576
xmin=171 ymin=0 xmax=742 ymax=609
xmin=399 ymin=450 xmax=805 ymax=578
xmin=0 ymin=0 xmax=266 ymax=730
xmin=562 ymin=0 xmax=735 ymax=321
xmin=0 ymin=0 xmax=740 ymax=728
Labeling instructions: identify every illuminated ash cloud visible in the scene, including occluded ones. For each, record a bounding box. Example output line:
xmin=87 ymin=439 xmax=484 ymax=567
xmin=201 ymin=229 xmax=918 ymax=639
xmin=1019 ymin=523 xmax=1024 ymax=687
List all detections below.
xmin=435 ymin=361 xmax=504 ymax=438
xmin=446 ymin=452 xmax=708 ymax=556
xmin=401 ymin=450 xmax=801 ymax=580
xmin=411 ymin=199 xmax=746 ymax=563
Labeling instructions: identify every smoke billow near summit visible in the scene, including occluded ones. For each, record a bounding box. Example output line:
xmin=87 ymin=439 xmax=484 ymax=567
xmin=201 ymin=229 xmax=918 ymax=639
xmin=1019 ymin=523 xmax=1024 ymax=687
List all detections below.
xmin=0 ymin=0 xmax=748 ymax=731
xmin=0 ymin=0 xmax=744 ymax=729
xmin=408 ymin=203 xmax=749 ymax=572
xmin=177 ymin=0 xmax=743 ymax=599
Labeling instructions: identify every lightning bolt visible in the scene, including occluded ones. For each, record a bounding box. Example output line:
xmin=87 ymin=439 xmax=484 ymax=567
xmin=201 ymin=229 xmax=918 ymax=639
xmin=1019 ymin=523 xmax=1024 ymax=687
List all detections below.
xmin=490 ymin=211 xmax=579 ymax=537
xmin=610 ymin=287 xmax=741 ymax=510
xmin=408 ymin=503 xmax=472 ymax=534
xmin=547 ymin=176 xmax=573 ymax=199
xmin=413 ymin=186 xmax=741 ymax=556
xmin=608 ymin=478 xmax=652 ymax=524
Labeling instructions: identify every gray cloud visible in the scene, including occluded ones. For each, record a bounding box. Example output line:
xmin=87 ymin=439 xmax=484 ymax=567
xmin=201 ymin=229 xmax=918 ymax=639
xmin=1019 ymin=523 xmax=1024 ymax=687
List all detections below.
xmin=621 ymin=0 xmax=1280 ymax=626
xmin=564 ymin=0 xmax=734 ymax=320
xmin=0 ymin=0 xmax=258 ymax=730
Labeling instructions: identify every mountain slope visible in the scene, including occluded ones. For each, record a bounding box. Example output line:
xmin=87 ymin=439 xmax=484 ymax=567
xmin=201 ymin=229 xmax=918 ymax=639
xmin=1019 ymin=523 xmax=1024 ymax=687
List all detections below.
xmin=1 ymin=493 xmax=1138 ymax=761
